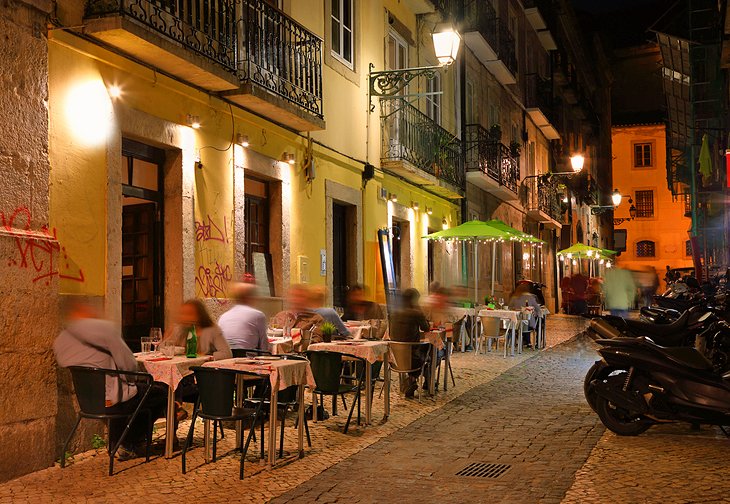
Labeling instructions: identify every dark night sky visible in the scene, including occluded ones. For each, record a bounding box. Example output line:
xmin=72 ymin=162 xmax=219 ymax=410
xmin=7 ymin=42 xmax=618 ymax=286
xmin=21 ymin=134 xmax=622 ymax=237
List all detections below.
xmin=571 ymin=0 xmax=677 ymax=50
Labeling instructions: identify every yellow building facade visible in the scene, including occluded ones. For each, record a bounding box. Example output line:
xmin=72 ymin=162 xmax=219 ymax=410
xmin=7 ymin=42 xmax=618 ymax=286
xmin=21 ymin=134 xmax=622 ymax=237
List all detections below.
xmin=47 ymin=0 xmax=462 ymax=347
xmin=612 ymin=124 xmax=693 ymax=287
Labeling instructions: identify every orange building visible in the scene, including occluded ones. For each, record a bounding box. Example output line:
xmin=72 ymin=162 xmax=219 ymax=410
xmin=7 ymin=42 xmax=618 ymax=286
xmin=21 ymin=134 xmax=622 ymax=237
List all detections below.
xmin=612 ymin=123 xmax=693 ymax=290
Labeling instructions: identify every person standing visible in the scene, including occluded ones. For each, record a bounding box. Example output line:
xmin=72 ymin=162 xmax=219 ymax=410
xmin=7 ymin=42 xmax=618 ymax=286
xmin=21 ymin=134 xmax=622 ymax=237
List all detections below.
xmin=218 ymin=283 xmax=270 ymax=352
xmin=604 ymin=267 xmax=637 ymax=318
xmin=390 ymin=288 xmax=431 ymax=398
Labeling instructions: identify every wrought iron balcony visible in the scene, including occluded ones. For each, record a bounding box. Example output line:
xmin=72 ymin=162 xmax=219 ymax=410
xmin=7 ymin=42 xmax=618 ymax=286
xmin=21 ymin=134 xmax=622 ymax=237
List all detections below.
xmin=84 ymin=0 xmax=239 ymax=90
xmin=525 ymin=74 xmax=559 ymax=140
xmin=380 ymin=98 xmax=464 ymax=196
xmin=524 ymin=176 xmax=563 ymax=228
xmin=464 ymin=124 xmax=519 ymax=200
xmin=463 ymin=2 xmax=517 ymax=84
xmin=236 ymin=0 xmax=323 ymax=124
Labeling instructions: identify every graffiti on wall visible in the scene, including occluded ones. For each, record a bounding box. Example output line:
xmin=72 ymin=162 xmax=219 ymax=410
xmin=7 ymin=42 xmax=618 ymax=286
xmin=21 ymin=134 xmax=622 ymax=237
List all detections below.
xmin=194 ymin=214 xmax=232 ymax=299
xmin=1 ymin=206 xmax=85 ymax=285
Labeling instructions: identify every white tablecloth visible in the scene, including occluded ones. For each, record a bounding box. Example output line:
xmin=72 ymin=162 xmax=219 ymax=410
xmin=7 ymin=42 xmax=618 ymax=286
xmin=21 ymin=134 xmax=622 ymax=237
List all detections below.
xmin=308 ymin=340 xmax=389 ymax=364
xmin=269 ymin=337 xmax=293 ymax=355
xmin=343 ymin=323 xmax=373 ymax=340
xmin=204 ymin=357 xmax=316 ymax=390
xmin=135 ymin=354 xmax=212 ymax=390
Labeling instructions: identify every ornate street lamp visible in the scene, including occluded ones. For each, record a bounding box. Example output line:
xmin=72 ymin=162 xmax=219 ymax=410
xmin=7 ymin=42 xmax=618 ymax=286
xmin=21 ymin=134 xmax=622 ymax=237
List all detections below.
xmin=369 ymin=23 xmax=461 ymax=98
xmin=570 ymin=154 xmax=585 ymax=173
xmin=611 ymin=188 xmax=622 ymax=207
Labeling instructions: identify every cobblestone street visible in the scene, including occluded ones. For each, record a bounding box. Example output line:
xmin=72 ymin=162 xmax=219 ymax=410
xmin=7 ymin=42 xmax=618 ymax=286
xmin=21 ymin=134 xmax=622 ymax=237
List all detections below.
xmin=2 ymin=315 xmax=730 ymax=503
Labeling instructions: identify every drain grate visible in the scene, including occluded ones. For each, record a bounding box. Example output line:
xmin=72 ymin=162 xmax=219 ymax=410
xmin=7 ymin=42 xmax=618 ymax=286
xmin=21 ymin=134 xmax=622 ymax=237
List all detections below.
xmin=455 ymin=462 xmax=511 ymax=479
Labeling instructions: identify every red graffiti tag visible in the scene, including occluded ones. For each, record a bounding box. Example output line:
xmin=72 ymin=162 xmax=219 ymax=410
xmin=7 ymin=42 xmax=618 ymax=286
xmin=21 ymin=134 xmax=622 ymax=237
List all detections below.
xmin=1 ymin=206 xmax=85 ymax=285
xmin=194 ymin=215 xmax=229 ymax=243
xmin=195 ymin=261 xmax=232 ymax=299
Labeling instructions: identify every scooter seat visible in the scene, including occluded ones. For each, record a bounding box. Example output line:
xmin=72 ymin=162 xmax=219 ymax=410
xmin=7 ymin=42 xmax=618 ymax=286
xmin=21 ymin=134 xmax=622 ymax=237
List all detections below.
xmin=590 ymin=319 xmax=624 ymax=340
xmin=653 ymin=345 xmax=713 ymax=371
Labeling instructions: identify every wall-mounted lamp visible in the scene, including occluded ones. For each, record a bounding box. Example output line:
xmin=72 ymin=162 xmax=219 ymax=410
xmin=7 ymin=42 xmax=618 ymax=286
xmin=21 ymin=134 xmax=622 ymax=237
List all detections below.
xmin=389 ymin=193 xmax=398 ymax=203
xmin=570 ymin=153 xmax=585 ymax=172
xmin=425 ymin=206 xmax=433 ymax=215
xmin=442 ymin=217 xmax=448 ymax=230
xmin=187 ymin=114 xmax=201 ymax=129
xmin=195 ymin=150 xmax=203 ymax=170
xmin=236 ymin=133 xmax=249 ymax=148
xmin=411 ymin=201 xmax=419 ymax=211
xmin=108 ymin=85 xmax=122 ymax=99
xmin=282 ymin=152 xmax=295 ymax=165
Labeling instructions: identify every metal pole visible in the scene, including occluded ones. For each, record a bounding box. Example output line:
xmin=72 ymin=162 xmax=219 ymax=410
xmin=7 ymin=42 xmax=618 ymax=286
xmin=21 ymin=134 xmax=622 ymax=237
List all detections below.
xmin=491 ymin=240 xmax=496 ymax=296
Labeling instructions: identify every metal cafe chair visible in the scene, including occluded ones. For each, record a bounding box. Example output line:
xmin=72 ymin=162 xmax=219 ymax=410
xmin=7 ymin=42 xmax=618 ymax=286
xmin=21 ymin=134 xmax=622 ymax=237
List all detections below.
xmin=182 ymin=366 xmax=269 ymax=480
xmin=61 ymin=366 xmax=154 ymax=476
xmin=304 ymin=350 xmax=364 ymax=433
xmin=386 ymin=341 xmax=432 ymax=402
xmin=479 ymin=316 xmax=507 ymax=355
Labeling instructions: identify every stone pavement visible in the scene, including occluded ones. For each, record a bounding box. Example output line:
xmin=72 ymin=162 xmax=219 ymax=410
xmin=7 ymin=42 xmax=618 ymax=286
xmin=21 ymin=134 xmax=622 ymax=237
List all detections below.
xmin=0 ymin=316 xmax=583 ymax=503
xmin=272 ymin=327 xmax=602 ymax=504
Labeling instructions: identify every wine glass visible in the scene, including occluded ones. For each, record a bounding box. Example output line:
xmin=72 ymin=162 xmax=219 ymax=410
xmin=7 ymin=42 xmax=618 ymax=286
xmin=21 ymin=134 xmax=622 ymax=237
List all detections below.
xmin=149 ymin=327 xmax=162 ymax=353
xmin=498 ymin=298 xmax=505 ymax=309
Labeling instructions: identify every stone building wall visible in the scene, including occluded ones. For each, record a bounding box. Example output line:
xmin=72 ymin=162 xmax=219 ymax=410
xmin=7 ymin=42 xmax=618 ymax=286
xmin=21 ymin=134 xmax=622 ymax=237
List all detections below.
xmin=0 ymin=0 xmax=59 ymax=482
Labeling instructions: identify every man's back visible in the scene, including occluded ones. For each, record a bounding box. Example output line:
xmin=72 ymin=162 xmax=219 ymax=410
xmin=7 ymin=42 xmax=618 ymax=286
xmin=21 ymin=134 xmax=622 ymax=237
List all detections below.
xmin=218 ymin=304 xmax=268 ymax=351
xmin=54 ymin=318 xmax=138 ymax=405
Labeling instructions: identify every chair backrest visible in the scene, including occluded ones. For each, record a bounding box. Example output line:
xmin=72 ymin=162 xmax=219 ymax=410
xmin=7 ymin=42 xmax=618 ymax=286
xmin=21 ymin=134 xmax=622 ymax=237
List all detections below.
xmin=304 ymin=351 xmax=343 ymax=394
xmin=191 ymin=366 xmax=238 ymax=418
xmin=232 ymin=348 xmax=272 ymax=358
xmin=68 ymin=366 xmax=109 ymax=415
xmin=388 ymin=341 xmax=428 ymax=373
xmin=480 ymin=317 xmax=501 ymax=337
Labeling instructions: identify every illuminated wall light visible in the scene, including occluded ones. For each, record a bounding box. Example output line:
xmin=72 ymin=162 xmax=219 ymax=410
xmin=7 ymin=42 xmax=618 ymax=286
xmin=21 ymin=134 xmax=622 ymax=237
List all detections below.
xmin=442 ymin=217 xmax=448 ymax=230
xmin=282 ymin=152 xmax=295 ymax=165
xmin=236 ymin=133 xmax=249 ymax=147
xmin=107 ymin=85 xmax=122 ymax=99
xmin=425 ymin=206 xmax=433 ymax=215
xmin=187 ymin=114 xmax=201 ymax=129
xmin=606 ymin=261 xmax=612 ymax=268
xmin=411 ymin=201 xmax=419 ymax=211
xmin=389 ymin=193 xmax=398 ymax=203
xmin=66 ymin=79 xmax=113 ymax=147
xmin=522 ymin=252 xmax=530 ymax=261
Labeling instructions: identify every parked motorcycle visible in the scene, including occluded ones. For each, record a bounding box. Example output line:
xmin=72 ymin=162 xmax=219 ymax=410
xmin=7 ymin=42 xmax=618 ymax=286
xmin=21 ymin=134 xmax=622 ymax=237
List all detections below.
xmin=584 ymin=335 xmax=730 ymax=436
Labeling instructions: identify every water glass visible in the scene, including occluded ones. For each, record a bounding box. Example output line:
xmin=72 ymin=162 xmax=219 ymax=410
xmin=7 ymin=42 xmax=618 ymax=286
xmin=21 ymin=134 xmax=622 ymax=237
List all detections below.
xmin=149 ymin=327 xmax=162 ymax=352
xmin=160 ymin=340 xmax=175 ymax=358
xmin=140 ymin=337 xmax=152 ymax=354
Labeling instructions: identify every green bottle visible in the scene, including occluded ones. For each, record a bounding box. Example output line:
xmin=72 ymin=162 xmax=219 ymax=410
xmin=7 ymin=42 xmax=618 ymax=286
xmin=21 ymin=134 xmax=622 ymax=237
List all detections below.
xmin=186 ymin=326 xmax=198 ymax=358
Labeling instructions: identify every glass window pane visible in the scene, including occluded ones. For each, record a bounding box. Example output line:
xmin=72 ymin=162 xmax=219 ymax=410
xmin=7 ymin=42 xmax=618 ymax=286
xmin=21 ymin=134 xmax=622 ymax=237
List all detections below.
xmin=343 ymin=28 xmax=352 ymax=62
xmin=132 ymin=158 xmax=159 ymax=191
xmin=332 ymin=0 xmax=339 ymax=20
xmin=122 ymin=156 xmax=130 ymax=184
xmin=331 ymin=18 xmax=340 ymax=54
xmin=343 ymin=0 xmax=351 ymax=29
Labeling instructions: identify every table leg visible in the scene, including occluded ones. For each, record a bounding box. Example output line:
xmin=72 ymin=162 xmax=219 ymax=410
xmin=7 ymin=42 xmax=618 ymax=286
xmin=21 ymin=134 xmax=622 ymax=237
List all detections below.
xmin=235 ymin=377 xmax=244 ymax=447
xmin=511 ymin=322 xmax=516 ymax=356
xmin=165 ymin=385 xmax=175 ymax=458
xmin=443 ymin=340 xmax=451 ymax=392
xmin=383 ymin=354 xmax=390 ymax=421
xmin=429 ymin=344 xmax=436 ymax=396
xmin=365 ymin=363 xmax=372 ymax=425
xmin=268 ymin=381 xmax=279 ymax=467
xmin=203 ymin=419 xmax=210 ymax=463
xmin=297 ymin=385 xmax=305 ymax=458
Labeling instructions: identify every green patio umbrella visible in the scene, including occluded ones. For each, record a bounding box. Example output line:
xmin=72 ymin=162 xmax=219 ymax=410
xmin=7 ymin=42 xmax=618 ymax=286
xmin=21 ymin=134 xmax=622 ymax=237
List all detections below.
xmin=485 ymin=219 xmax=545 ymax=244
xmin=423 ymin=220 xmax=518 ymax=306
xmin=557 ymin=243 xmax=606 ymax=259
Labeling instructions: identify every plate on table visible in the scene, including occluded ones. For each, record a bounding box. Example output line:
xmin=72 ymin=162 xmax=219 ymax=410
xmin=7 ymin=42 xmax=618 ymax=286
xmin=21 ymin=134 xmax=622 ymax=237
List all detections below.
xmin=256 ymin=355 xmax=282 ymax=361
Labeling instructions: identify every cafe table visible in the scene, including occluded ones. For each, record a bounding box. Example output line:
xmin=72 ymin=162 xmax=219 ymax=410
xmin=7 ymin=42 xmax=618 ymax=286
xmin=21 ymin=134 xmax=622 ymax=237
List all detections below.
xmin=450 ymin=307 xmax=478 ymax=352
xmin=307 ymin=340 xmax=390 ymax=425
xmin=135 ymin=352 xmax=212 ymax=458
xmin=203 ymin=357 xmax=316 ymax=466
xmin=269 ymin=336 xmax=293 ymax=355
xmin=343 ymin=322 xmax=373 ymax=340
xmin=477 ymin=308 xmax=520 ymax=357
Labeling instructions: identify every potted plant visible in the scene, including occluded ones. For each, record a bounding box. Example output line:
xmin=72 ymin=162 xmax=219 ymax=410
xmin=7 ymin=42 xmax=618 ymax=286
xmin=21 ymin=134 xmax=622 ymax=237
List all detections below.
xmin=484 ymin=294 xmax=496 ymax=309
xmin=320 ymin=322 xmax=336 ymax=343
xmin=509 ymin=141 xmax=522 ymax=157
xmin=489 ymin=124 xmax=502 ymax=142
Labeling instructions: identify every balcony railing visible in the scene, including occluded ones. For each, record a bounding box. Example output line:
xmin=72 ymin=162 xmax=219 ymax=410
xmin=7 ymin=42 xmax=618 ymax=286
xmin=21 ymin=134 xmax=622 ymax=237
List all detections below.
xmin=381 ymin=98 xmax=464 ymax=189
xmin=497 ymin=20 xmax=517 ymax=75
xmin=463 ymin=1 xmax=517 ymax=77
xmin=525 ymin=74 xmax=553 ymax=116
xmin=465 ymin=124 xmax=519 ymax=193
xmin=239 ymin=0 xmax=323 ymax=118
xmin=525 ymin=176 xmax=563 ymax=222
xmin=85 ymin=0 xmax=237 ymax=72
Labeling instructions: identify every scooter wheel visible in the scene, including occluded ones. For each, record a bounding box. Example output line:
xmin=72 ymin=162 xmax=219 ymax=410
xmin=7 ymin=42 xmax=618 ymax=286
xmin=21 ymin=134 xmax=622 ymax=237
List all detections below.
xmin=584 ymin=362 xmax=619 ymax=412
xmin=595 ymin=395 xmax=652 ymax=436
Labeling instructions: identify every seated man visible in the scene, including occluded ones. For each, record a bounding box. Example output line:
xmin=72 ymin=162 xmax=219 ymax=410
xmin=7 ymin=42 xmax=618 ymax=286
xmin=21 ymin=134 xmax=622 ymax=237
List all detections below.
xmin=218 ymin=282 xmax=270 ymax=352
xmin=271 ymin=284 xmax=325 ymax=351
xmin=54 ymin=299 xmax=166 ymax=460
xmin=309 ymin=286 xmax=350 ymax=338
xmin=343 ymin=284 xmax=384 ymax=321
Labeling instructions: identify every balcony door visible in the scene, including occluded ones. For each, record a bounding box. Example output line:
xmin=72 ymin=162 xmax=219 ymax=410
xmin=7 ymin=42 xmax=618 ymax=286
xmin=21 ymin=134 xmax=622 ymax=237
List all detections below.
xmin=121 ymin=139 xmax=165 ymax=351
